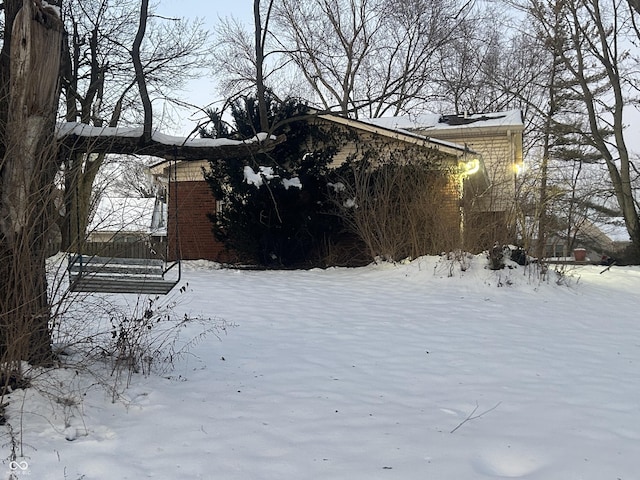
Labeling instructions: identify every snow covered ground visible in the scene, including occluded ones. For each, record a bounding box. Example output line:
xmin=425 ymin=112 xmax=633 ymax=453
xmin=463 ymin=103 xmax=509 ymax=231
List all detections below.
xmin=3 ymin=255 xmax=640 ymax=479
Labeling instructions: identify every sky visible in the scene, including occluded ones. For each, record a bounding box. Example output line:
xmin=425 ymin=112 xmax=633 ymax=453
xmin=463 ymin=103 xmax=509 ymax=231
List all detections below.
xmin=152 ymin=1 xmax=254 ymax=135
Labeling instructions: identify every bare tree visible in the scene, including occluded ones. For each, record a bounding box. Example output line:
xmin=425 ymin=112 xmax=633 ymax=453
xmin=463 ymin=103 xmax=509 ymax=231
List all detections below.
xmin=253 ymin=0 xmax=273 ymax=130
xmin=107 ymin=155 xmax=155 ymax=198
xmin=484 ymin=0 xmax=639 ymax=261
xmin=0 ymin=0 xmax=280 ymax=370
xmin=433 ymin=6 xmax=551 ymax=119
xmin=59 ymin=0 xmax=211 ymax=251
xmin=211 ymin=0 xmax=293 ymax=110
xmin=212 ymin=0 xmax=475 ymax=118
xmin=273 ymin=0 xmax=385 ymax=116
xmin=548 ymin=0 xmax=640 ymax=259
xmin=273 ymin=0 xmax=475 ymax=117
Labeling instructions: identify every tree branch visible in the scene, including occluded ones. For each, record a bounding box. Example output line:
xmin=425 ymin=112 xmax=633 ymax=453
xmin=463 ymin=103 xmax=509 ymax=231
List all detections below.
xmin=58 ymin=127 xmax=286 ymax=161
xmin=131 ymin=0 xmax=152 ymax=143
xmin=450 ymin=401 xmax=502 ymax=434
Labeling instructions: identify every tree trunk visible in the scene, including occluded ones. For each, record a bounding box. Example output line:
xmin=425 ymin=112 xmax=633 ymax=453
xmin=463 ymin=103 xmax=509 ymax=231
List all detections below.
xmin=254 ymin=0 xmax=271 ymax=132
xmin=61 ymin=151 xmax=97 ymax=252
xmin=0 ymin=1 xmax=23 ymax=158
xmin=131 ymin=0 xmax=152 ymax=143
xmin=0 ymin=1 xmax=64 ymax=367
xmin=535 ymin=6 xmax=562 ymax=262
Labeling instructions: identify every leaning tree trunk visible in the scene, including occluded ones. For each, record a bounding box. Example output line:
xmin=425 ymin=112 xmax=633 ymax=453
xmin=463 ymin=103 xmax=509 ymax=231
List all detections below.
xmin=0 ymin=1 xmax=64 ymax=368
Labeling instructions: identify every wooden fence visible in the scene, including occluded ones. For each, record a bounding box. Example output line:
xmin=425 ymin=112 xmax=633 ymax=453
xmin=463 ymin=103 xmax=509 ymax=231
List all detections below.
xmin=76 ymin=241 xmax=166 ymax=260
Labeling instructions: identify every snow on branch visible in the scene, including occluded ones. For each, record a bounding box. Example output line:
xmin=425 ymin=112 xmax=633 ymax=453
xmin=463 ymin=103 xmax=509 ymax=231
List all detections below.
xmin=56 ymin=122 xmax=284 ymax=161
xmin=243 ymin=165 xmax=302 ymax=189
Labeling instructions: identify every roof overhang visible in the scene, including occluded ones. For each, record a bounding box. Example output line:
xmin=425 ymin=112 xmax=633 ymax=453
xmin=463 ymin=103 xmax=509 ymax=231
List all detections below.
xmin=317 ymin=113 xmax=477 ymax=159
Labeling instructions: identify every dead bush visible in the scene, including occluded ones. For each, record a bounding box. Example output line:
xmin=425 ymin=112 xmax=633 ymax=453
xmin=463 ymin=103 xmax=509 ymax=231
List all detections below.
xmin=331 ymin=153 xmax=461 ymax=262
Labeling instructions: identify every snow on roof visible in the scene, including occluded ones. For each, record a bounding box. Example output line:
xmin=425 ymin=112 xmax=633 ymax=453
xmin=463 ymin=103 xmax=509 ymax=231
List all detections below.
xmin=318 ymin=113 xmax=474 ymax=155
xmin=592 ymin=218 xmax=631 ymax=243
xmin=89 ymin=197 xmax=157 ymax=234
xmin=361 ymin=110 xmax=524 ymax=133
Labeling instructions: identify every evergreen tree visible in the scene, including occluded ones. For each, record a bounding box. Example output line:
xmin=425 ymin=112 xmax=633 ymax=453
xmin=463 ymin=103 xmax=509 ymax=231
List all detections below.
xmin=526 ymin=0 xmax=619 ymax=259
xmin=202 ymin=95 xmax=344 ymax=266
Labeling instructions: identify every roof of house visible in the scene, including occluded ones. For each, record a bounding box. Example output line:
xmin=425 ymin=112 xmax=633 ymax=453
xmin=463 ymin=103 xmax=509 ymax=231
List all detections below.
xmin=317 ymin=113 xmax=476 ymax=157
xmin=149 ymin=110 xmax=523 ymax=184
xmin=317 ymin=112 xmax=495 ymax=191
xmin=590 ymin=218 xmax=631 ymax=244
xmin=360 ymin=110 xmax=524 ymax=134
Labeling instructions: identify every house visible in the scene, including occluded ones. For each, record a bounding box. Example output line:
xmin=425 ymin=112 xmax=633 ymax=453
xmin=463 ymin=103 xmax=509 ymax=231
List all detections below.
xmin=543 ymin=217 xmax=631 ymax=262
xmin=149 ymin=160 xmax=226 ymax=261
xmin=150 ymin=110 xmax=524 ymax=262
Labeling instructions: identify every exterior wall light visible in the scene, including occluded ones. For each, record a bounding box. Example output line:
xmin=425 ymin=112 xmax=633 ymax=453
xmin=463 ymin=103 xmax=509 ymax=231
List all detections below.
xmin=463 ymin=158 xmax=480 ymax=176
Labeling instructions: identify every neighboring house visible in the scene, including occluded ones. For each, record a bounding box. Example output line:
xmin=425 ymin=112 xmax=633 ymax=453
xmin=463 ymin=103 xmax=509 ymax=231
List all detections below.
xmin=544 ymin=218 xmax=631 ymax=261
xmin=589 ymin=218 xmax=631 ymax=254
xmin=150 ymin=109 xmax=524 ymax=262
xmin=149 ymin=161 xmax=225 ymax=261
xmin=85 ymin=196 xmax=168 ymax=258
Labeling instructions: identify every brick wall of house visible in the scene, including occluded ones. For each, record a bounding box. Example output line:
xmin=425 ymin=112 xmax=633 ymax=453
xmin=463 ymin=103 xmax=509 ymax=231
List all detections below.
xmin=168 ymin=180 xmax=228 ymax=261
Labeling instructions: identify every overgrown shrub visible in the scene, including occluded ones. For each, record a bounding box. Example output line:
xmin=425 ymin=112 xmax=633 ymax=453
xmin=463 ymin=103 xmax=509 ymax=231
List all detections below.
xmin=331 ymin=148 xmax=461 ymax=262
xmin=53 ymin=293 xmax=228 ymax=400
